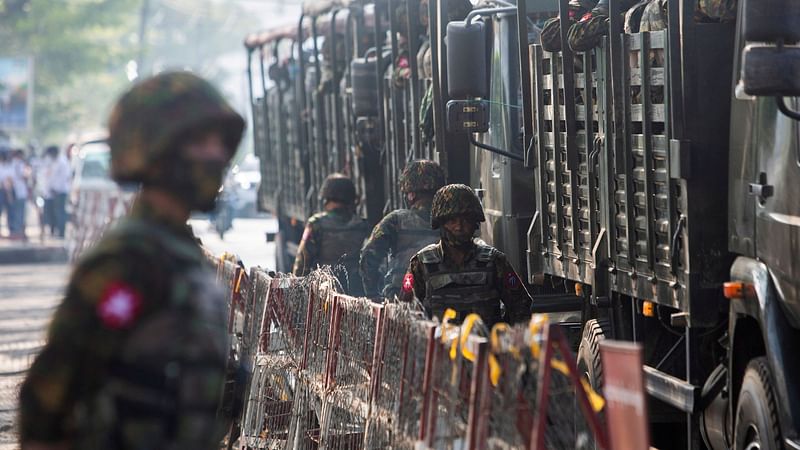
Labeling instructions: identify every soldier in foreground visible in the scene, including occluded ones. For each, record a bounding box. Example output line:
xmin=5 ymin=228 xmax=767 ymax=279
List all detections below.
xmin=18 ymin=72 xmax=245 ymax=450
xmin=360 ymin=160 xmax=445 ymax=300
xmin=399 ymin=184 xmax=532 ymax=328
xmin=293 ymin=173 xmax=369 ymax=296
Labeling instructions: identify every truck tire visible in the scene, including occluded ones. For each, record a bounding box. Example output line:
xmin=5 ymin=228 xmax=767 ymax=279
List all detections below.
xmin=734 ymin=357 xmax=782 ymax=449
xmin=577 ymin=319 xmax=609 ymax=392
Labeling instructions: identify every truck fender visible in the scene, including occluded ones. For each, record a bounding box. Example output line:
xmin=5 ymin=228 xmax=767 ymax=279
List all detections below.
xmin=729 ymin=256 xmax=800 ymax=442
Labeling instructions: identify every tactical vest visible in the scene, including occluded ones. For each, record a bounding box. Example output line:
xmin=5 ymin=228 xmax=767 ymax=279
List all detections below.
xmin=315 ymin=211 xmax=370 ymax=296
xmin=418 ymin=243 xmax=503 ymax=327
xmin=383 ymin=209 xmax=440 ymax=297
xmin=76 ymin=218 xmax=230 ymax=450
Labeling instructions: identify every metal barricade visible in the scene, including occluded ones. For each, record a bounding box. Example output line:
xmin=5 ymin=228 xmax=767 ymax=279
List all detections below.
xmin=231 ymin=267 xmax=613 ymax=450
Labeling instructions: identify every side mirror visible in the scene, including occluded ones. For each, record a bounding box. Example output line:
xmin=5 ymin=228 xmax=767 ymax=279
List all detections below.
xmin=744 ymin=0 xmax=800 ymax=43
xmin=741 ymin=45 xmax=800 ymax=97
xmin=446 ymin=20 xmax=488 ymax=99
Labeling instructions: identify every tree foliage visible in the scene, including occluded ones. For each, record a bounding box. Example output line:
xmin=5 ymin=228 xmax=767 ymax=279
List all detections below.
xmin=1 ymin=0 xmax=138 ymax=142
xmin=1 ymin=0 xmax=259 ymax=144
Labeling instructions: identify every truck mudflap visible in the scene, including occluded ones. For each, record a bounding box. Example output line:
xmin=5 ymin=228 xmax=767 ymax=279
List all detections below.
xmin=729 ymin=256 xmax=800 ymax=443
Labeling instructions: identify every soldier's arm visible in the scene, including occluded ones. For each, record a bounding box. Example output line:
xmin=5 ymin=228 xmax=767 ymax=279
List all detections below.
xmin=494 ymin=252 xmax=533 ymax=324
xmin=19 ymin=252 xmax=159 ymax=444
xmin=359 ymin=213 xmax=399 ymax=297
xmin=398 ymin=256 xmax=426 ymax=303
xmin=292 ymin=219 xmax=319 ymax=276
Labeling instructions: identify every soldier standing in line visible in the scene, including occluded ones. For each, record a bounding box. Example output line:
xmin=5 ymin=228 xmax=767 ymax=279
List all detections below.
xmin=293 ymin=173 xmax=369 ymax=297
xmin=359 ymin=160 xmax=445 ymax=300
xmin=399 ymin=184 xmax=532 ymax=328
xmin=18 ymin=71 xmax=245 ymax=450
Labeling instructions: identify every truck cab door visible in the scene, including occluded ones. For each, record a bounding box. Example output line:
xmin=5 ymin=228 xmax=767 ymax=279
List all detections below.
xmin=753 ymin=96 xmax=800 ymax=326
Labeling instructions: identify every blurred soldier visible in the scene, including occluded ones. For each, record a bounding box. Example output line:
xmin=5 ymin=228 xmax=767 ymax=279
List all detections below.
xmin=360 ymin=160 xmax=445 ymax=299
xmin=293 ymin=173 xmax=369 ymax=297
xmin=19 ymin=71 xmax=245 ymax=450
xmin=399 ymin=184 xmax=532 ymax=328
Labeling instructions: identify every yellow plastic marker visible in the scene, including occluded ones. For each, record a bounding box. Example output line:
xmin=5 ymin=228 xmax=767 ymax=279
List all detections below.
xmin=235 ymin=270 xmax=245 ymax=294
xmin=581 ymin=379 xmax=606 ymax=412
xmin=441 ymin=309 xmax=461 ymax=361
xmin=441 ymin=308 xmax=457 ymax=343
xmin=456 ymin=314 xmax=482 ymax=362
xmin=528 ymin=314 xmax=548 ymax=358
xmin=489 ymin=354 xmax=502 ymax=386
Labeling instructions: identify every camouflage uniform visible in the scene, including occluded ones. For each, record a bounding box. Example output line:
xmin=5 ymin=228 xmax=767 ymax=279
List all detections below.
xmin=541 ymin=0 xmax=598 ymax=52
xmin=359 ymin=160 xmax=445 ymax=298
xmin=638 ymin=0 xmax=667 ymax=32
xmin=18 ymin=72 xmax=245 ymax=449
xmin=293 ymin=174 xmax=369 ymax=297
xmin=567 ymin=0 xmax=638 ymax=52
xmin=696 ymin=0 xmax=737 ymax=22
xmin=399 ymin=184 xmax=532 ymax=328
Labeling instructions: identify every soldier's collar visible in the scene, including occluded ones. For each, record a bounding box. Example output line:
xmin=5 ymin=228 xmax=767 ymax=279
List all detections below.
xmin=440 ymin=241 xmax=478 ymax=265
xmin=130 ymin=199 xmax=196 ymax=240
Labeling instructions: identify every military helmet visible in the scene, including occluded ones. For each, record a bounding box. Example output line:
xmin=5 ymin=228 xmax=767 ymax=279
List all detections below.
xmin=108 ymin=71 xmax=245 ymax=183
xmin=430 ymin=184 xmax=485 ymax=229
xmin=320 ymin=173 xmax=357 ymax=204
xmin=399 ymin=160 xmax=446 ymax=194
xmin=569 ymin=0 xmax=598 ymax=10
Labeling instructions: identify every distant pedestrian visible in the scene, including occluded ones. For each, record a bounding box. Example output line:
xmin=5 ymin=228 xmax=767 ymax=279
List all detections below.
xmin=45 ymin=145 xmax=71 ymax=237
xmin=0 ymin=149 xmax=12 ymax=236
xmin=8 ymin=149 xmax=30 ymax=240
xmin=31 ymin=148 xmax=52 ymax=239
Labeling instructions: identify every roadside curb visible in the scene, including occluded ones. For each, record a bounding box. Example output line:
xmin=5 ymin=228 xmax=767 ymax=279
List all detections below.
xmin=0 ymin=245 xmax=69 ymax=265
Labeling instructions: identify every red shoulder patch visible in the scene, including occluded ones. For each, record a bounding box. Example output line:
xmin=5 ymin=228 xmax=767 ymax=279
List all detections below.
xmin=504 ymin=272 xmax=521 ymax=290
xmin=96 ymin=282 xmax=142 ymax=329
xmin=402 ymin=273 xmax=415 ymax=293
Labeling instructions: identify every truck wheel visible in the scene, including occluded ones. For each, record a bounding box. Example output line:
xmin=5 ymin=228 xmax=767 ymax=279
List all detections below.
xmin=734 ymin=357 xmax=782 ymax=450
xmin=577 ymin=319 xmax=609 ymax=392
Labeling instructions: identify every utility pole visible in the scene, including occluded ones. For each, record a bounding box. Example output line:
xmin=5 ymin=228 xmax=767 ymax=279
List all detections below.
xmin=136 ymin=0 xmax=151 ymax=78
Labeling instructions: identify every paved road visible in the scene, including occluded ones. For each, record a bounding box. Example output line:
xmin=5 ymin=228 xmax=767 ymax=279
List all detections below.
xmin=0 ymin=264 xmax=69 ymax=450
xmin=189 ymin=216 xmax=278 ymax=271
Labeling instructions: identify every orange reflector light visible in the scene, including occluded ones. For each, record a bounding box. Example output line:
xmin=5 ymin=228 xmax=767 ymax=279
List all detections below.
xmin=575 ymin=283 xmax=584 ymax=297
xmin=642 ymin=301 xmax=655 ymax=317
xmin=723 ymin=282 xmax=755 ymax=299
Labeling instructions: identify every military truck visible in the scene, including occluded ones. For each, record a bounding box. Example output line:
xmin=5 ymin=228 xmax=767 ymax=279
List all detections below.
xmin=244 ymin=0 xmax=800 ymax=447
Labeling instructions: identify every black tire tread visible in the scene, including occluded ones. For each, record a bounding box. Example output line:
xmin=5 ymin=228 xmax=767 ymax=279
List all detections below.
xmin=577 ymin=319 xmax=609 ymax=391
xmin=735 ymin=356 xmax=782 ymax=449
